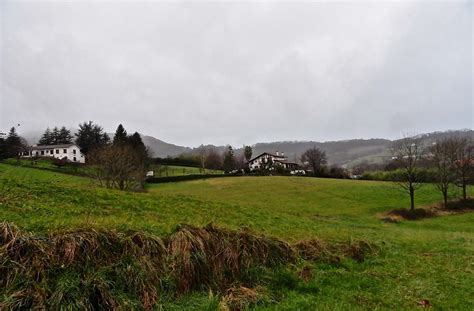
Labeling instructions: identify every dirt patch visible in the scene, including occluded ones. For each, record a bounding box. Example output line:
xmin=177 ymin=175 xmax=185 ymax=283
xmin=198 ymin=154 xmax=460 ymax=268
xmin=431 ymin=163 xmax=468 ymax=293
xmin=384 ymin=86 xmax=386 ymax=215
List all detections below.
xmin=383 ymin=198 xmax=474 ymax=222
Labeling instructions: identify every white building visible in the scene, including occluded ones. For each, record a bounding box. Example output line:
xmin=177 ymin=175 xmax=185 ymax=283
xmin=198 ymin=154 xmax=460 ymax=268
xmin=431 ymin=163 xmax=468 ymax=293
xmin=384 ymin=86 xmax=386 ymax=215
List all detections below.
xmin=21 ymin=144 xmax=85 ymax=163
xmin=248 ymin=151 xmax=299 ymax=171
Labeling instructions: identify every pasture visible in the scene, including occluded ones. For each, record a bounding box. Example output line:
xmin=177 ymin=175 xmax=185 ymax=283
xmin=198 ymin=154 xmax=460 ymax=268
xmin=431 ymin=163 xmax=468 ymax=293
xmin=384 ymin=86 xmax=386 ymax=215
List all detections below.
xmin=0 ymin=163 xmax=473 ymax=309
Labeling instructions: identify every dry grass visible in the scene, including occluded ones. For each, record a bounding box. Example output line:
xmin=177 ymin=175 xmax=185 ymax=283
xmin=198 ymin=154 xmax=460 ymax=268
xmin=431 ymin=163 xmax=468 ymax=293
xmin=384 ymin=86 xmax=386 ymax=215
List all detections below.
xmin=219 ymin=286 xmax=265 ymax=311
xmin=383 ymin=198 xmax=474 ymax=221
xmin=1 ymin=222 xmax=378 ymax=310
xmin=167 ymin=224 xmax=295 ymax=293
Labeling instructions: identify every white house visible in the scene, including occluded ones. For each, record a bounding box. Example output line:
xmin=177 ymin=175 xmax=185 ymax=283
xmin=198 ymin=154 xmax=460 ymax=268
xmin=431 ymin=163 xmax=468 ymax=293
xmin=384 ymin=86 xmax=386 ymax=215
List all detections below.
xmin=248 ymin=151 xmax=299 ymax=171
xmin=21 ymin=144 xmax=85 ymax=163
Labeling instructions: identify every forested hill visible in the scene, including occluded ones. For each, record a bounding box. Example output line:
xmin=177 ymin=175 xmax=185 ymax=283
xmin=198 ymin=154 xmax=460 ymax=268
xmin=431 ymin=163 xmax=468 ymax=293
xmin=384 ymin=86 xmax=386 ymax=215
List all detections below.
xmin=21 ymin=129 xmax=473 ymax=167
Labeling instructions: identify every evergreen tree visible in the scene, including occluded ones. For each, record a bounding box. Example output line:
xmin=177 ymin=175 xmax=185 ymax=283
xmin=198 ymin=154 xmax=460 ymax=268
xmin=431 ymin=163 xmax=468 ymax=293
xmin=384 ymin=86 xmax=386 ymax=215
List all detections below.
xmin=58 ymin=126 xmax=73 ymax=144
xmin=75 ymin=121 xmax=110 ymax=156
xmin=0 ymin=136 xmax=7 ymax=160
xmin=5 ymin=127 xmax=25 ymax=159
xmin=128 ymin=132 xmax=148 ymax=162
xmin=51 ymin=127 xmax=60 ymax=144
xmin=244 ymin=145 xmax=253 ymax=162
xmin=113 ymin=124 xmax=128 ymax=145
xmin=222 ymin=146 xmax=236 ymax=173
xmin=39 ymin=128 xmax=53 ymax=145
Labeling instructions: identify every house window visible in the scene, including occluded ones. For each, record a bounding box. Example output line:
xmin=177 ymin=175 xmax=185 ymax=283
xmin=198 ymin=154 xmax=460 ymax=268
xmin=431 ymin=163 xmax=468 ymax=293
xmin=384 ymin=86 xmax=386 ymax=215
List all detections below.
xmin=63 ymin=149 xmax=67 ymax=153
xmin=35 ymin=151 xmax=39 ymax=156
xmin=41 ymin=151 xmax=44 ymax=155
xmin=50 ymin=150 xmax=54 ymax=154
xmin=56 ymin=149 xmax=59 ymax=154
xmin=73 ymin=149 xmax=76 ymax=154
xmin=73 ymin=157 xmax=76 ymax=162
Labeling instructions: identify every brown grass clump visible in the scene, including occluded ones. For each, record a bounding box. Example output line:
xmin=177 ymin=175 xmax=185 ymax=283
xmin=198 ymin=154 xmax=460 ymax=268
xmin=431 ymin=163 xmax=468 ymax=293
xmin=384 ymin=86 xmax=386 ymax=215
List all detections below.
xmin=219 ymin=286 xmax=265 ymax=311
xmin=298 ymin=265 xmax=314 ymax=283
xmin=0 ymin=222 xmax=166 ymax=310
xmin=384 ymin=198 xmax=474 ymax=222
xmin=387 ymin=208 xmax=437 ymax=220
xmin=167 ymin=224 xmax=295 ymax=293
xmin=294 ymin=238 xmax=379 ymax=263
xmin=294 ymin=239 xmax=338 ymax=263
xmin=1 ymin=221 xmax=380 ymax=309
xmin=338 ymin=240 xmax=379 ymax=263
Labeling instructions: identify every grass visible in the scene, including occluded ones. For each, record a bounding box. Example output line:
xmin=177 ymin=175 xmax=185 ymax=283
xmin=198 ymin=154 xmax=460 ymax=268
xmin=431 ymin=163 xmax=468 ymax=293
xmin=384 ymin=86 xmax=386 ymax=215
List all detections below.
xmin=149 ymin=164 xmax=223 ymax=177
xmin=0 ymin=163 xmax=473 ymax=309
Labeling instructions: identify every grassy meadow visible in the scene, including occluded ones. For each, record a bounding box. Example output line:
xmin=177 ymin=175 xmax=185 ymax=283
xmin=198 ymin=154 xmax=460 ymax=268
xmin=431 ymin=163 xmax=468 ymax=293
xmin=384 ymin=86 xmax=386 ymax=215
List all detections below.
xmin=0 ymin=163 xmax=473 ymax=309
xmin=150 ymin=164 xmax=223 ymax=177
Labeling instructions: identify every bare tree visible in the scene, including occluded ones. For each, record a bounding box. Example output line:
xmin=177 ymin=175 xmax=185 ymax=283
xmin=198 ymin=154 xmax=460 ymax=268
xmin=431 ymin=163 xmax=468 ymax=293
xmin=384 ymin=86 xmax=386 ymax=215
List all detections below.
xmin=88 ymin=145 xmax=146 ymax=191
xmin=391 ymin=136 xmax=424 ymax=211
xmin=205 ymin=148 xmax=222 ymax=170
xmin=301 ymin=147 xmax=327 ymax=176
xmin=447 ymin=136 xmax=473 ymax=200
xmin=429 ymin=139 xmax=456 ymax=206
xmin=197 ymin=145 xmax=207 ymax=173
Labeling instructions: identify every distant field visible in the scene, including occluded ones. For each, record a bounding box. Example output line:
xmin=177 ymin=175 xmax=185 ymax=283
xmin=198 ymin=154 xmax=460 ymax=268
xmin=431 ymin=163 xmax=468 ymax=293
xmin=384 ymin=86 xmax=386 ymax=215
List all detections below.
xmin=149 ymin=164 xmax=223 ymax=176
xmin=0 ymin=163 xmax=473 ymax=309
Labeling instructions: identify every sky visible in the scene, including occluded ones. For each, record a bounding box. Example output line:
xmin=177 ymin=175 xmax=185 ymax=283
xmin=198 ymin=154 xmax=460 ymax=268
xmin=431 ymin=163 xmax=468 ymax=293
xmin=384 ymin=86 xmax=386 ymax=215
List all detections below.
xmin=0 ymin=0 xmax=472 ymax=147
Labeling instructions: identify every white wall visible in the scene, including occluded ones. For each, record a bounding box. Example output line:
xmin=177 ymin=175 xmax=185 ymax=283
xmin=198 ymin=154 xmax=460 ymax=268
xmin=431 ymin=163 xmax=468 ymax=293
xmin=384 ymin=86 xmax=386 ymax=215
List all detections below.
xmin=22 ymin=145 xmax=85 ymax=163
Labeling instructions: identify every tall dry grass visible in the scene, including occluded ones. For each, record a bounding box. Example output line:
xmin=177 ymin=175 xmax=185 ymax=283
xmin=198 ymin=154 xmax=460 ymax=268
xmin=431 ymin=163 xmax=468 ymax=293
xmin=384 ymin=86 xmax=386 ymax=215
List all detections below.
xmin=0 ymin=222 xmax=378 ymax=310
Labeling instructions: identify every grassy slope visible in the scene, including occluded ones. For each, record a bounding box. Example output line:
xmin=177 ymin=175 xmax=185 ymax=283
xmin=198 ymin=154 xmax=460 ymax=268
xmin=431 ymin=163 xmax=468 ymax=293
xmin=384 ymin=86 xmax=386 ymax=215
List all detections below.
xmin=0 ymin=163 xmax=473 ymax=309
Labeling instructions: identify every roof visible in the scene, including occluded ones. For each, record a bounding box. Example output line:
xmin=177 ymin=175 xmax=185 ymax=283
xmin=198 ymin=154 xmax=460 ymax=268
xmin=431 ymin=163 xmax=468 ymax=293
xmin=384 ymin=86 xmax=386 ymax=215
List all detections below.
xmin=248 ymin=152 xmax=287 ymax=163
xmin=28 ymin=144 xmax=77 ymax=150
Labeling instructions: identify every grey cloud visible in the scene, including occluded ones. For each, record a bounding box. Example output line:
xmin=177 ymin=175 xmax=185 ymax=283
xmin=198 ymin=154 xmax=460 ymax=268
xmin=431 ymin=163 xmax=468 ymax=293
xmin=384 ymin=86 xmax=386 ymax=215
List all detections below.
xmin=1 ymin=1 xmax=472 ymax=146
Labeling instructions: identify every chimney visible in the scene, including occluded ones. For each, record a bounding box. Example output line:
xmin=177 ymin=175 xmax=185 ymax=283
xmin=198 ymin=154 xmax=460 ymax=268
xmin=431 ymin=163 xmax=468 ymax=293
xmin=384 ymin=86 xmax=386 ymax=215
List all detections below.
xmin=281 ymin=152 xmax=285 ymax=157
xmin=276 ymin=151 xmax=279 ymax=156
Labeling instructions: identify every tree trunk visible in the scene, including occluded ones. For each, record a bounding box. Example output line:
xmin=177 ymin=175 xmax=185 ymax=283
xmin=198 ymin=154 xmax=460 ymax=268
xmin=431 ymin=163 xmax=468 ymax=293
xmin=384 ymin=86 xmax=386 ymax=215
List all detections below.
xmin=462 ymin=183 xmax=467 ymax=200
xmin=443 ymin=190 xmax=448 ymax=207
xmin=409 ymin=186 xmax=415 ymax=211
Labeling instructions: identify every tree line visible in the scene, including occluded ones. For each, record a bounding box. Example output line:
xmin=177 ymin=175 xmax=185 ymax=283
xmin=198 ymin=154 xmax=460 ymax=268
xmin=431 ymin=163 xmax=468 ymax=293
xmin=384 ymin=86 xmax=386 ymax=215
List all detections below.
xmin=390 ymin=135 xmax=472 ymax=211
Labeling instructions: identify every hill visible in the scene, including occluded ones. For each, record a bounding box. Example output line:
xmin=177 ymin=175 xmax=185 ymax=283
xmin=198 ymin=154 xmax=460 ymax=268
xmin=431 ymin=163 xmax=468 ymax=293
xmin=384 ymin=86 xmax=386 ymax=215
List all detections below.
xmin=140 ymin=134 xmax=191 ymax=157
xmin=1 ymin=164 xmax=473 ymax=309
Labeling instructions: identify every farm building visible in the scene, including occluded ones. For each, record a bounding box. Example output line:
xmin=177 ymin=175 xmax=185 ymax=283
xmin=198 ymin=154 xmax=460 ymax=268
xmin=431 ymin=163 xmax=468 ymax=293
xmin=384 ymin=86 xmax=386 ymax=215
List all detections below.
xmin=248 ymin=151 xmax=299 ymax=171
xmin=21 ymin=144 xmax=85 ymax=163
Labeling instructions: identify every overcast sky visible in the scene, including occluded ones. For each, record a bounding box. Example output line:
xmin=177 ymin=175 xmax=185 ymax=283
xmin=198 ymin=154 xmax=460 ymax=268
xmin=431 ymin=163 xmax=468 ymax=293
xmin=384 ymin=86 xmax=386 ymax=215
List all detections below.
xmin=1 ymin=1 xmax=472 ymax=147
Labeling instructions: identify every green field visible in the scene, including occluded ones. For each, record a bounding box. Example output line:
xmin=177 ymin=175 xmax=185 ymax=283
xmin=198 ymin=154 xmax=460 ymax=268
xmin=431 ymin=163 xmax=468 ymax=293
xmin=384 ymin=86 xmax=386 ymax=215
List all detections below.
xmin=150 ymin=164 xmax=223 ymax=177
xmin=0 ymin=163 xmax=473 ymax=309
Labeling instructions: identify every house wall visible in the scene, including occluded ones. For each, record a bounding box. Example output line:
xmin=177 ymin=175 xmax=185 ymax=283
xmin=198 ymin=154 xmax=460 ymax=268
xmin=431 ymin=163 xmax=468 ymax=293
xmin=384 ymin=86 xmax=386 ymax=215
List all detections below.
xmin=249 ymin=154 xmax=287 ymax=170
xmin=22 ymin=146 xmax=85 ymax=163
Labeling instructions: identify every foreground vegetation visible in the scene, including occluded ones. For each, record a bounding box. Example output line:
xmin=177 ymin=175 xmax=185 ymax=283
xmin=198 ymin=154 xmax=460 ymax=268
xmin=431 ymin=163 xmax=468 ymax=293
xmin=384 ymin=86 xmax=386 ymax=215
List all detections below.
xmin=1 ymin=164 xmax=473 ymax=309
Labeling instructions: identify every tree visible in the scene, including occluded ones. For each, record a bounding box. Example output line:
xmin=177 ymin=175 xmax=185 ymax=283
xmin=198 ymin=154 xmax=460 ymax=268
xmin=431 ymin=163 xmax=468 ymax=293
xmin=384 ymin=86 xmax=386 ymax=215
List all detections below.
xmin=197 ymin=145 xmax=207 ymax=173
xmin=5 ymin=127 xmax=26 ymax=160
xmin=75 ymin=121 xmax=110 ymax=156
xmin=58 ymin=126 xmax=73 ymax=144
xmin=244 ymin=145 xmax=253 ymax=162
xmin=51 ymin=127 xmax=60 ymax=144
xmin=447 ymin=136 xmax=473 ymax=200
xmin=430 ymin=139 xmax=456 ymax=206
xmin=222 ymin=146 xmax=236 ymax=173
xmin=39 ymin=128 xmax=53 ymax=145
xmin=301 ymin=147 xmax=327 ymax=176
xmin=113 ymin=124 xmax=128 ymax=146
xmin=391 ymin=136 xmax=424 ymax=211
xmin=0 ymin=136 xmax=7 ymax=160
xmin=205 ymin=148 xmax=222 ymax=170
xmin=88 ymin=144 xmax=146 ymax=191
xmin=39 ymin=126 xmax=73 ymax=145
xmin=128 ymin=132 xmax=149 ymax=164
